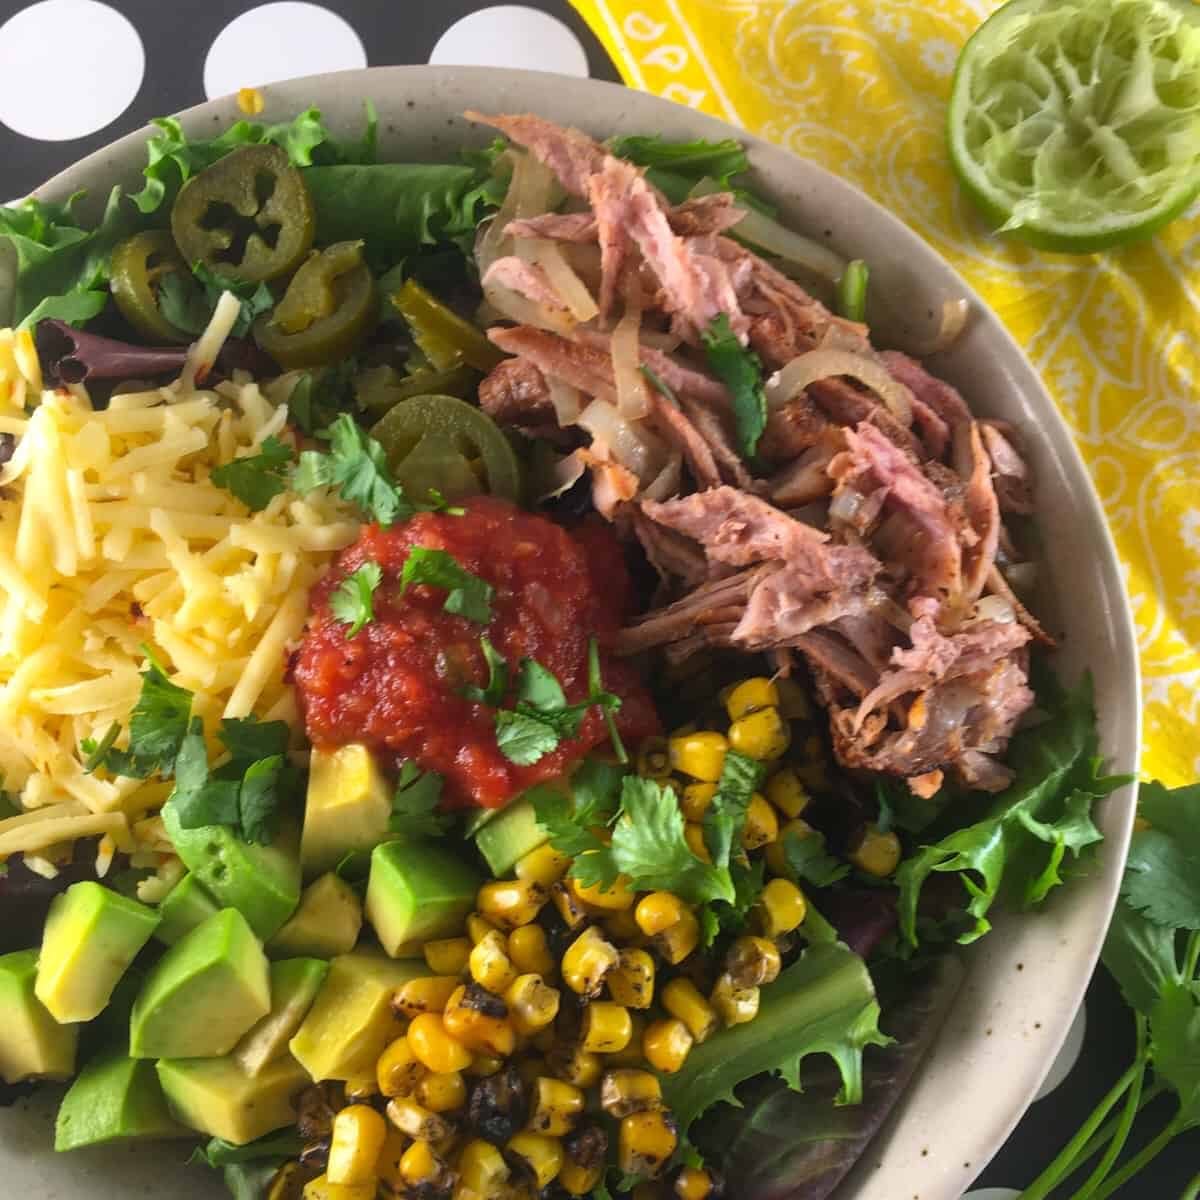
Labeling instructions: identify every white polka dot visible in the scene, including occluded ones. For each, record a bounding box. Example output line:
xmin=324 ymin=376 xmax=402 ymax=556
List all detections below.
xmin=430 ymin=6 xmax=589 ymax=77
xmin=0 ymin=1 xmax=144 ymax=141
xmin=1034 ymin=1002 xmax=1086 ymax=1101
xmin=204 ymin=2 xmax=366 ymax=101
xmin=961 ymin=1191 xmax=1021 ymax=1200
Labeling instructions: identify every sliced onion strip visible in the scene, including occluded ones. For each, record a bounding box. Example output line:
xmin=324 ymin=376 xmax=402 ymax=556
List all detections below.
xmin=476 ymin=149 xmax=559 ymax=277
xmin=481 ymin=279 xmax=576 ymax=337
xmin=612 ymin=299 xmax=651 ymax=420
xmin=547 ymin=377 xmax=584 ymax=426
xmin=907 ymin=298 xmax=970 ymax=356
xmin=766 ymin=348 xmax=914 ymax=425
xmin=516 ymin=238 xmax=598 ymax=324
xmin=576 ymin=397 xmax=666 ymax=483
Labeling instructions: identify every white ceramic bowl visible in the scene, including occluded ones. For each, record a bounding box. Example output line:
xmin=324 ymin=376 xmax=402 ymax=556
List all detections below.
xmin=0 ymin=67 xmax=1140 ymax=1200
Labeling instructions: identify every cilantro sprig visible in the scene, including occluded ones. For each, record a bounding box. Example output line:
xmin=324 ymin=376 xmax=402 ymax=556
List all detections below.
xmin=389 ymin=761 xmax=451 ymax=837
xmin=701 ymin=314 xmax=768 ymax=460
xmin=210 ymin=435 xmax=294 ymax=513
xmin=157 ymin=265 xmax=274 ymax=340
xmin=400 ymin=548 xmax=494 ymax=624
xmin=461 ymin=636 xmax=510 ymax=707
xmin=330 ymin=561 xmax=383 ymax=638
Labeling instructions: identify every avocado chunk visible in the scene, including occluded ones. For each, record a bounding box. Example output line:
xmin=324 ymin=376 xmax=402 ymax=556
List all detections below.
xmin=473 ymin=789 xmax=558 ymax=876
xmin=289 ymin=951 xmax=423 ymax=1081
xmin=301 ymin=744 xmax=393 ymax=878
xmin=155 ymin=872 xmax=219 ymax=945
xmin=268 ymin=872 xmax=363 ymax=960
xmin=129 ymin=908 xmax=270 ymax=1059
xmin=157 ymin=1052 xmax=309 ymax=1145
xmin=366 ymin=840 xmax=481 ymax=958
xmin=163 ymin=804 xmax=301 ymax=940
xmin=233 ymin=957 xmax=328 ymax=1077
xmin=0 ymin=949 xmax=78 ymax=1083
xmin=35 ymin=881 xmax=160 ymax=1023
xmin=55 ymin=1050 xmax=188 ymax=1150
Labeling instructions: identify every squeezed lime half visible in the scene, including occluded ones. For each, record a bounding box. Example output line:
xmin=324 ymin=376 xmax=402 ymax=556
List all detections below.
xmin=948 ymin=0 xmax=1200 ymax=252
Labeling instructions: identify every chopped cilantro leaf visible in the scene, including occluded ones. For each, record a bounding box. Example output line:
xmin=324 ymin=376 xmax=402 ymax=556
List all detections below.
xmin=588 ymin=638 xmax=627 ymax=765
xmin=639 ymin=364 xmax=678 ymax=407
xmin=495 ymin=709 xmax=562 ymax=766
xmin=330 ymin=561 xmax=383 ymax=638
xmin=210 ymin=435 xmax=294 ymax=513
xmin=238 ymin=755 xmax=286 ymax=845
xmin=783 ymin=829 xmax=851 ymax=888
xmin=389 ymin=761 xmax=450 ymax=836
xmin=701 ymin=314 xmax=768 ymax=460
xmin=400 ymin=547 xmax=494 ymax=623
xmin=515 ymin=658 xmax=568 ymax=711
xmin=171 ymin=718 xmax=241 ymax=830
xmin=461 ymin=636 xmax=509 ymax=706
xmin=702 ymin=750 xmax=763 ymax=869
xmin=530 ymin=784 xmax=610 ymax=860
xmin=425 ymin=487 xmax=466 ymax=516
xmin=293 ymin=413 xmax=415 ymax=526
xmin=158 ymin=266 xmax=274 ymax=340
xmin=287 ymin=361 xmax=357 ymax=436
xmin=217 ymin=715 xmax=291 ymax=764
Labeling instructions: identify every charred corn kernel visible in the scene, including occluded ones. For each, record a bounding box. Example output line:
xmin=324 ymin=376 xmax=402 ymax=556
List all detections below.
xmin=606 ymin=1012 xmax=647 ymax=1067
xmin=725 ymin=936 xmax=782 ymax=989
xmin=469 ymin=930 xmax=518 ymax=994
xmin=443 ymin=985 xmax=517 ymax=1058
xmin=668 ymin=731 xmax=728 ymax=782
xmin=774 ymin=676 xmax=812 ymax=720
xmin=740 ymin=794 xmax=779 ymax=850
xmin=559 ymin=1157 xmax=604 ymax=1196
xmin=849 ymin=825 xmax=902 ymax=878
xmin=635 ymin=892 xmax=687 ymax=936
xmin=408 ymin=1012 xmax=474 ymax=1074
xmin=662 ymin=978 xmax=718 ymax=1044
xmin=505 ymin=974 xmax=561 ymax=1034
xmin=643 ymin=1019 xmax=693 ymax=1074
xmin=386 ymin=1096 xmax=453 ymax=1143
xmin=302 ymin=1174 xmax=376 ymax=1200
xmin=550 ymin=881 xmax=589 ymax=930
xmin=424 ymin=937 xmax=472 ymax=976
xmin=509 ymin=925 xmax=556 ymax=978
xmin=637 ymin=735 xmax=672 ymax=779
xmin=765 ymin=768 xmax=810 ymax=820
xmin=683 ymin=822 xmax=712 ymax=862
xmin=674 ymin=1166 xmax=720 ymax=1200
xmin=467 ymin=913 xmax=499 ymax=944
xmin=547 ymin=1042 xmax=603 ymax=1088
xmin=764 ymin=818 xmax=813 ymax=876
xmin=757 ymin=879 xmax=807 ymax=936
xmin=377 ymin=1035 xmax=428 ymax=1098
xmin=571 ymin=874 xmax=636 ymax=911
xmin=433 ymin=1131 xmax=461 ymax=1161
xmin=681 ymin=782 xmax=717 ymax=822
xmin=506 ymin=1133 xmax=564 ymax=1189
xmin=603 ymin=906 xmax=643 ymax=943
xmin=619 ymin=1109 xmax=678 ymax=1179
xmin=465 ymin=1053 xmax=504 ymax=1078
xmin=710 ymin=972 xmax=760 ymax=1027
xmin=400 ymin=1139 xmax=454 ymax=1190
xmin=728 ymin=707 xmax=790 ymax=761
xmin=526 ymin=1077 xmax=585 ymax=1136
xmin=327 ymin=1104 xmax=388 ymax=1185
xmin=724 ymin=677 xmax=780 ymax=721
xmin=394 ymin=976 xmax=462 ymax=1018
xmin=477 ymin=879 xmax=547 ymax=929
xmin=562 ymin=925 xmax=620 ymax=996
xmin=607 ymin=948 xmax=655 ymax=1009
xmin=653 ymin=909 xmax=700 ymax=966
xmin=416 ymin=1070 xmax=467 ymax=1113
xmin=600 ymin=1069 xmax=662 ymax=1118
xmin=377 ymin=1128 xmax=409 ymax=1189
xmin=515 ymin=844 xmax=570 ymax=887
xmin=458 ymin=1139 xmax=510 ymax=1197
xmin=580 ymin=1001 xmax=633 ymax=1053
xmin=344 ymin=1076 xmax=379 ymax=1103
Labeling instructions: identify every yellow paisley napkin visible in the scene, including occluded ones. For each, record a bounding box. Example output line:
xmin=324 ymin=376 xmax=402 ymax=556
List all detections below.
xmin=572 ymin=0 xmax=1200 ymax=786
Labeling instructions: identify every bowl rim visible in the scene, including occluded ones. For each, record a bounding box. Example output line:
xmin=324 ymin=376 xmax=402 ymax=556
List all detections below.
xmin=7 ymin=64 xmax=1142 ymax=1200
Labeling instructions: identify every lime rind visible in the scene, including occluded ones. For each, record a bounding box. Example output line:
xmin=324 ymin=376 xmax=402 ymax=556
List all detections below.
xmin=948 ymin=0 xmax=1200 ymax=252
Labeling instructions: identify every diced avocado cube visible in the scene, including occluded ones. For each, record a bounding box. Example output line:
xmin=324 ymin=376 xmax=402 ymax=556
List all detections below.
xmin=365 ymin=840 xmax=481 ymax=958
xmin=268 ymin=873 xmax=362 ymax=960
xmin=35 ymin=881 xmax=160 ymax=1023
xmin=163 ymin=804 xmax=301 ymax=940
xmin=289 ymin=952 xmax=423 ymax=1082
xmin=0 ymin=950 xmax=77 ymax=1083
xmin=301 ymin=744 xmax=394 ymax=878
xmin=155 ymin=872 xmax=220 ymax=946
xmin=129 ymin=909 xmax=270 ymax=1060
xmin=55 ymin=1050 xmax=189 ymax=1150
xmin=474 ymin=791 xmax=555 ymax=877
xmin=156 ymin=1052 xmax=309 ymax=1146
xmin=233 ymin=958 xmax=329 ymax=1077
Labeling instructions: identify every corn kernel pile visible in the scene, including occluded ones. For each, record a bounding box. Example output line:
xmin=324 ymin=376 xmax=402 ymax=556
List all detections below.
xmin=296 ymin=677 xmax=902 ymax=1200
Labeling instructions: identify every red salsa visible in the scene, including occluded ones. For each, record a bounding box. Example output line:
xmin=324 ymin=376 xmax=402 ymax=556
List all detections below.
xmin=293 ymin=496 xmax=660 ymax=809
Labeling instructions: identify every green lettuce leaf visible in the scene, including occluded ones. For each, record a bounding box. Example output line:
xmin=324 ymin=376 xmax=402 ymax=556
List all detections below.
xmin=608 ymin=134 xmax=749 ymax=205
xmin=660 ymin=940 xmax=891 ymax=1136
xmin=895 ymin=671 xmax=1127 ymax=946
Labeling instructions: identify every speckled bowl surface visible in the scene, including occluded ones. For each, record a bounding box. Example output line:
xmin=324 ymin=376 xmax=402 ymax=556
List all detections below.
xmin=0 ymin=66 xmax=1140 ymax=1200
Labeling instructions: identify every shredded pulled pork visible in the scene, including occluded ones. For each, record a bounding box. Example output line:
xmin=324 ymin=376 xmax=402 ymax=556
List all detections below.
xmin=465 ymin=110 xmax=1045 ymax=792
